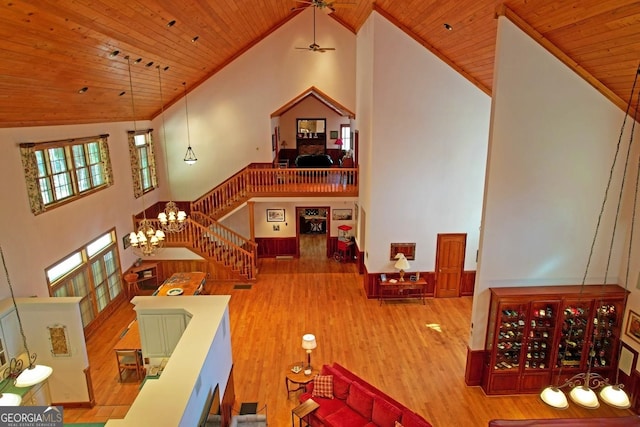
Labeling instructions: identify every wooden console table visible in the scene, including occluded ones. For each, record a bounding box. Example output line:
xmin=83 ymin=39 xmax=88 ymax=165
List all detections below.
xmin=379 ymin=278 xmax=428 ymax=304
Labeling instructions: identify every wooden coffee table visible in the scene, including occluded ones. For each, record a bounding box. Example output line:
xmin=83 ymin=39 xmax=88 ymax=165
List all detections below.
xmin=285 ymin=364 xmax=318 ymax=397
xmin=291 ymin=398 xmax=320 ymax=427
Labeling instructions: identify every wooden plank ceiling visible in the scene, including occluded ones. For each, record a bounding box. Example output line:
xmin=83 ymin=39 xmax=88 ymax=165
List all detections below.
xmin=1 ymin=0 xmax=639 ymax=128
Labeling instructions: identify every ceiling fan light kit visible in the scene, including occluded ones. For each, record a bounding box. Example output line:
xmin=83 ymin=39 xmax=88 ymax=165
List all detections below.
xmin=295 ymin=6 xmax=336 ymax=53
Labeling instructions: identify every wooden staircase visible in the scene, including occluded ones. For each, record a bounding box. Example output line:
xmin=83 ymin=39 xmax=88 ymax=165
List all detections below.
xmin=134 ymin=163 xmax=358 ymax=280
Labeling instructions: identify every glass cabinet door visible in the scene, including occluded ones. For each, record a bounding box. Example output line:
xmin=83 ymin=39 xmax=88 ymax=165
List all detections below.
xmin=523 ymin=301 xmax=558 ymax=371
xmin=556 ymin=300 xmax=592 ymax=369
xmin=589 ymin=301 xmax=623 ymax=369
xmin=493 ymin=303 xmax=527 ymax=372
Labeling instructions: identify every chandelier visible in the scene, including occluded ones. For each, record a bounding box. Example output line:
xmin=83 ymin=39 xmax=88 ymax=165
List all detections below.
xmin=125 ymin=55 xmax=165 ymax=256
xmin=0 ymin=245 xmax=53 ymax=406
xmin=182 ymin=82 xmax=198 ymax=165
xmin=540 ymin=65 xmax=640 ymax=411
xmin=155 ymin=66 xmax=187 ymax=233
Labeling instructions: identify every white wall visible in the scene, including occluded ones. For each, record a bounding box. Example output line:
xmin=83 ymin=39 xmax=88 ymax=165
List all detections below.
xmin=0 ymin=121 xmax=154 ymax=298
xmin=358 ymin=12 xmax=490 ymax=274
xmin=15 ymin=298 xmax=89 ymax=404
xmin=469 ymin=16 xmax=638 ymax=350
xmin=157 ymin=7 xmax=357 ymax=202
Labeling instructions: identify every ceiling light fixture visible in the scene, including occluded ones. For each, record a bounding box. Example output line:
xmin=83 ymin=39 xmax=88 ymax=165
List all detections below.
xmin=167 ymin=20 xmax=176 ymax=27
xmin=156 ymin=66 xmax=187 ymax=233
xmin=444 ymin=23 xmax=453 ymax=31
xmin=191 ymin=36 xmax=199 ymax=43
xmin=539 ymin=65 xmax=640 ymax=411
xmin=78 ymin=87 xmax=88 ymax=94
xmin=109 ymin=50 xmax=120 ymax=58
xmin=182 ymin=82 xmax=197 ymax=165
xmin=125 ymin=55 xmax=165 ymax=256
xmin=0 ymin=245 xmax=53 ymax=406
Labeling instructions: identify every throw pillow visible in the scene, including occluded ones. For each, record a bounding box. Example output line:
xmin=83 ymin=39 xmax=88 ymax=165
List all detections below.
xmin=324 ymin=365 xmax=352 ymax=400
xmin=312 ymin=374 xmax=334 ymax=399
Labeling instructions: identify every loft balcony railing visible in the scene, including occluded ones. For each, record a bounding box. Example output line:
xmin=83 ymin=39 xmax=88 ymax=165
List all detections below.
xmin=134 ymin=164 xmax=358 ymax=280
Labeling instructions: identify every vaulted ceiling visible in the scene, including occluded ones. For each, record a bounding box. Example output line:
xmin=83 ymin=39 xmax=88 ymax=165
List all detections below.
xmin=1 ymin=0 xmax=639 ymax=128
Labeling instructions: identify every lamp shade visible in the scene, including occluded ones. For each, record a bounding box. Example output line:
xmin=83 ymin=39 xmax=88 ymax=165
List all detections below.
xmin=600 ymin=385 xmax=631 ymax=409
xmin=301 ymin=334 xmax=317 ymax=350
xmin=540 ymin=386 xmax=569 ymax=409
xmin=394 ymin=253 xmax=410 ymax=271
xmin=14 ymin=364 xmax=53 ymax=388
xmin=569 ymin=386 xmax=600 ymax=409
xmin=0 ymin=393 xmax=22 ymax=406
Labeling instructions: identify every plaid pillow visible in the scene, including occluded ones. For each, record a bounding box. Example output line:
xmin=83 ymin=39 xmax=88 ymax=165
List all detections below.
xmin=312 ymin=374 xmax=334 ymax=399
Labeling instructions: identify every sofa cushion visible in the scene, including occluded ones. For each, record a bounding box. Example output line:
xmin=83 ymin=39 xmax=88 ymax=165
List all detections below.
xmin=346 ymin=381 xmax=375 ymax=420
xmin=324 ymin=365 xmax=352 ymax=400
xmin=306 ymin=395 xmax=347 ymax=424
xmin=312 ymin=374 xmax=334 ymax=399
xmin=325 ymin=405 xmax=370 ymax=427
xmin=371 ymin=396 xmax=402 ymax=426
xmin=401 ymin=410 xmax=432 ymax=427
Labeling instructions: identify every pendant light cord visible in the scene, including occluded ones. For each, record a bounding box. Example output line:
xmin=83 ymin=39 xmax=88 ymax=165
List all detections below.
xmin=0 ymin=245 xmax=35 ymax=369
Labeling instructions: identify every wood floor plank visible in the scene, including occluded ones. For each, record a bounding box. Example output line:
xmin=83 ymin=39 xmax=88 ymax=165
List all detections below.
xmin=63 ymin=234 xmax=633 ymax=426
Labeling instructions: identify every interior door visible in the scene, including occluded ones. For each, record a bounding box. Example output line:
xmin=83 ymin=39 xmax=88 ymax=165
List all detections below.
xmin=435 ymin=233 xmax=466 ymax=298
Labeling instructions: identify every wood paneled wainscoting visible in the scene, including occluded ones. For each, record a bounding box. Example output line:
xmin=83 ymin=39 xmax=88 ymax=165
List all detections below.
xmin=363 ymin=270 xmax=476 ymax=299
xmin=256 ymin=237 xmax=297 ymax=257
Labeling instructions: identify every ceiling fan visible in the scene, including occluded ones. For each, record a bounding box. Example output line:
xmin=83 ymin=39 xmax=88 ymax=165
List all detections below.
xmin=291 ymin=0 xmax=355 ymax=14
xmin=295 ymin=7 xmax=336 ymax=53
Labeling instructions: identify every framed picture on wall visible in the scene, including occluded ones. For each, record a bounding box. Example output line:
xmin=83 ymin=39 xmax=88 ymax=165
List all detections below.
xmin=267 ymin=209 xmax=285 ymax=222
xmin=333 ymin=209 xmax=352 ymax=220
xmin=330 ymin=130 xmax=339 ymax=139
xmin=625 ymin=310 xmax=640 ymax=344
xmin=390 ymin=243 xmax=416 ymax=261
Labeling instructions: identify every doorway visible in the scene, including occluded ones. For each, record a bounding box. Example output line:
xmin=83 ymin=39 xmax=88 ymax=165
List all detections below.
xmin=435 ymin=233 xmax=466 ymax=298
xmin=296 ymin=206 xmax=330 ymax=258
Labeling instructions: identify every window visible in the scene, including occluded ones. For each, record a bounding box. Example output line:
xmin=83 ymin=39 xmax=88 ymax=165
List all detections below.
xmin=340 ymin=124 xmax=351 ymax=152
xmin=47 ymin=229 xmax=123 ymax=330
xmin=20 ymin=135 xmax=113 ymax=215
xmin=128 ymin=129 xmax=157 ymax=197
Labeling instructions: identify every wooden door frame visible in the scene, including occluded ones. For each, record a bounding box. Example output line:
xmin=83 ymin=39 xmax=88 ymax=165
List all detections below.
xmin=295 ymin=206 xmax=331 ymax=258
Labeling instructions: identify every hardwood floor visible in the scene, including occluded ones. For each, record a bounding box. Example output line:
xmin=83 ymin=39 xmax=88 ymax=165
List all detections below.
xmin=64 ymin=234 xmax=632 ymax=425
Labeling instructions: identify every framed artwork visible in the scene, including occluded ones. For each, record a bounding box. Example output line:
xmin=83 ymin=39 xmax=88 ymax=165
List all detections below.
xmin=267 ymin=209 xmax=285 ymax=222
xmin=333 ymin=209 xmax=352 ymax=220
xmin=123 ymin=234 xmax=131 ymax=249
xmin=625 ymin=310 xmax=640 ymax=344
xmin=48 ymin=324 xmax=71 ymax=357
xmin=272 ymin=134 xmax=276 ymax=151
xmin=272 ymin=224 xmax=280 ymax=231
xmin=390 ymin=243 xmax=416 ymax=261
xmin=330 ymin=130 xmax=339 ymax=139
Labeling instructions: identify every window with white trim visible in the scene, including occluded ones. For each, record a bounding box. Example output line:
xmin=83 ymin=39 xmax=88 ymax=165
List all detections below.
xmin=47 ymin=229 xmax=123 ymax=329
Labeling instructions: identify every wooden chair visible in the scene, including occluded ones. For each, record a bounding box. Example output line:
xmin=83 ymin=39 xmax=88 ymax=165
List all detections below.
xmin=115 ymin=349 xmax=144 ymax=382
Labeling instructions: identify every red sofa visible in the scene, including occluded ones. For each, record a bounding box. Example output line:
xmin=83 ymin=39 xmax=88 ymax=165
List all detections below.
xmin=299 ymin=363 xmax=432 ymax=427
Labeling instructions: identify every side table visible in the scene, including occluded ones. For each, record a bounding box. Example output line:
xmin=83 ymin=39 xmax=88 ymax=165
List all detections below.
xmin=285 ymin=365 xmax=318 ymax=398
xmin=291 ymin=398 xmax=319 ymax=427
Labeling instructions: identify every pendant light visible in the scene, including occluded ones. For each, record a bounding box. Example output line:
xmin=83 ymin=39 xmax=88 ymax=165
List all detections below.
xmin=182 ymin=82 xmax=197 ymax=165
xmin=0 ymin=245 xmax=53 ymax=405
xmin=156 ymin=66 xmax=187 ymax=233
xmin=125 ymin=55 xmax=165 ymax=256
xmin=540 ymin=65 xmax=640 ymax=410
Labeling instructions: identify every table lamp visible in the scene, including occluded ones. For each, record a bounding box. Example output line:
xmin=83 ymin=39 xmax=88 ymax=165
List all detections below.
xmin=394 ymin=253 xmax=411 ymax=281
xmin=302 ymin=333 xmax=317 ymax=371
